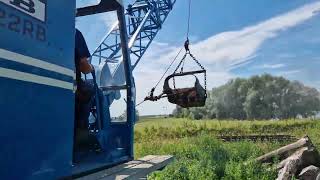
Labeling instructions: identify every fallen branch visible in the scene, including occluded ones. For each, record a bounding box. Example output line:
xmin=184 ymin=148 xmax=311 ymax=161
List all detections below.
xmin=256 ymin=136 xmax=313 ymax=163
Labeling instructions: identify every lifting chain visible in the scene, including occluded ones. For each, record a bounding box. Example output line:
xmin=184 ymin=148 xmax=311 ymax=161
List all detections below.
xmin=136 ymin=0 xmax=208 ymax=106
xmin=172 ymin=40 xmax=207 ymax=97
xmin=190 ymin=53 xmax=207 ymax=97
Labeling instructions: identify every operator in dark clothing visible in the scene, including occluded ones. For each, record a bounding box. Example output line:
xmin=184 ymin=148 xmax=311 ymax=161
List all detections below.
xmin=74 ymin=29 xmax=94 ymax=130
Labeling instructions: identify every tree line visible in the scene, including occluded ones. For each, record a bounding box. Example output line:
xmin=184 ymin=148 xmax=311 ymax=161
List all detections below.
xmin=172 ymin=74 xmax=320 ymax=120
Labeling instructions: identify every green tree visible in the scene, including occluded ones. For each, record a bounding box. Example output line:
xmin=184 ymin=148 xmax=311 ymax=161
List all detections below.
xmin=172 ymin=74 xmax=320 ymax=120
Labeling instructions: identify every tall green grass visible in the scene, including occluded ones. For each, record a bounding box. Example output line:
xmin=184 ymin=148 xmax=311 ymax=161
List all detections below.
xmin=134 ymin=118 xmax=320 ymax=179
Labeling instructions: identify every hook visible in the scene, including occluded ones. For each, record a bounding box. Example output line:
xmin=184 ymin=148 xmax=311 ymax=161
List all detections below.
xmin=184 ymin=39 xmax=190 ymax=52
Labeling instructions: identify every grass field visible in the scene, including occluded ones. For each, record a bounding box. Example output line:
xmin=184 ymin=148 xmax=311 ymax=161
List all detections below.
xmin=134 ymin=118 xmax=320 ymax=179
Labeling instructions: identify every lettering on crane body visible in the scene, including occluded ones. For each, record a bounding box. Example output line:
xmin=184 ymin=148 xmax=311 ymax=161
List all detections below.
xmin=0 ymin=0 xmax=46 ymax=22
xmin=0 ymin=0 xmax=47 ymax=42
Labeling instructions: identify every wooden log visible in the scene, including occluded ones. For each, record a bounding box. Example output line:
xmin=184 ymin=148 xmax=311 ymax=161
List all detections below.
xmin=276 ymin=147 xmax=320 ymax=180
xmin=277 ymin=147 xmax=320 ymax=171
xmin=298 ymin=165 xmax=320 ymax=180
xmin=277 ymin=147 xmax=307 ymax=180
xmin=256 ymin=136 xmax=313 ymax=163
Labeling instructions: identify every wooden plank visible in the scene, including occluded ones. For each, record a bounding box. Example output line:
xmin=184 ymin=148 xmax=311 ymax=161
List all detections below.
xmin=77 ymin=155 xmax=173 ymax=180
xmin=102 ymin=155 xmax=173 ymax=180
xmin=77 ymin=155 xmax=157 ymax=180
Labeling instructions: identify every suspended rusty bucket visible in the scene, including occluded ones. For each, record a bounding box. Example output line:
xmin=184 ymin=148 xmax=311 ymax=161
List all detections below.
xmin=163 ymin=70 xmax=207 ymax=108
xmin=142 ymin=40 xmax=207 ymax=108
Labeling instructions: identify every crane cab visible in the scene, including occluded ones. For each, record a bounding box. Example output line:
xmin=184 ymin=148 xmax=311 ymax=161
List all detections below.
xmin=0 ymin=0 xmax=135 ymax=179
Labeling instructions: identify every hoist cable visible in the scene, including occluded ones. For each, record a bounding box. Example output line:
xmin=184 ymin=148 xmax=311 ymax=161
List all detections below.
xmin=153 ymin=46 xmax=184 ymax=89
xmin=136 ymin=0 xmax=200 ymax=106
xmin=148 ymin=0 xmax=193 ymax=92
xmin=186 ymin=0 xmax=192 ymax=39
xmin=135 ymin=46 xmax=184 ymax=107
xmin=136 ymin=99 xmax=146 ymax=107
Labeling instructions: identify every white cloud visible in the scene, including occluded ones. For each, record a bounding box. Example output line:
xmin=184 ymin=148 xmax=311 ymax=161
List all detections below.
xmin=99 ymin=11 xmax=118 ymax=29
xmin=277 ymin=53 xmax=297 ymax=59
xmin=76 ymin=0 xmax=117 ymax=32
xmin=133 ymin=2 xmax=320 ymax=115
xmin=190 ymin=1 xmax=320 ymax=68
xmin=276 ymin=70 xmax=301 ymax=76
xmin=254 ymin=63 xmax=286 ymax=69
xmin=135 ymin=1 xmax=320 ymax=78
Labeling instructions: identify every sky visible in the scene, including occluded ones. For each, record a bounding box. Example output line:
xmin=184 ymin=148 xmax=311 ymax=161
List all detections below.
xmin=76 ymin=0 xmax=320 ymax=116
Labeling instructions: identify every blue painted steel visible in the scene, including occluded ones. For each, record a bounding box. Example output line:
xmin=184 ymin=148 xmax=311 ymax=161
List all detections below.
xmin=116 ymin=7 xmax=136 ymax=159
xmin=90 ymin=0 xmax=177 ymax=161
xmin=0 ymin=1 xmax=75 ymax=179
xmin=73 ymin=1 xmax=135 ymax=177
xmin=89 ymin=0 xmax=177 ymax=165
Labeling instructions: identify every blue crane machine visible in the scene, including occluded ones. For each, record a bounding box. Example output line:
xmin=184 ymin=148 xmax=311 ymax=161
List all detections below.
xmin=0 ymin=0 xmax=175 ymax=179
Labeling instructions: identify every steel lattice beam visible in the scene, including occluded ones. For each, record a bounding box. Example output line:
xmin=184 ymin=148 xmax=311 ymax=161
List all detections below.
xmin=90 ymin=0 xmax=176 ymax=78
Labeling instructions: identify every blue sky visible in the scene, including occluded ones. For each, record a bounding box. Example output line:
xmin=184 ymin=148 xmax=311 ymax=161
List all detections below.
xmin=77 ymin=0 xmax=320 ymax=115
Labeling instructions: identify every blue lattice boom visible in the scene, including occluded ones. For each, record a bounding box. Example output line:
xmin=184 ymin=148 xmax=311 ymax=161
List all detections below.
xmin=91 ymin=0 xmax=176 ymax=78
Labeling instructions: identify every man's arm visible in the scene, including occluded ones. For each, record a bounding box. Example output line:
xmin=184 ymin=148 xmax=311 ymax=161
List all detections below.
xmin=79 ymin=57 xmax=94 ymax=74
xmin=76 ymin=29 xmax=94 ymax=74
